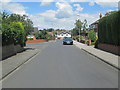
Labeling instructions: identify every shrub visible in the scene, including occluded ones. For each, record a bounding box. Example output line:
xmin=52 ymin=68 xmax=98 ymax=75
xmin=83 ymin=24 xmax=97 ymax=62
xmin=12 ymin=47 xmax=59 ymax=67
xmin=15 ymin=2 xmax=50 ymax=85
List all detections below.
xmin=74 ymin=35 xmax=84 ymax=41
xmin=88 ymin=30 xmax=96 ymax=42
xmin=35 ymin=31 xmax=53 ymax=40
xmin=1 ymin=12 xmax=33 ymax=46
xmin=46 ymin=34 xmax=53 ymax=39
xmin=91 ymin=42 xmax=95 ymax=45
xmin=35 ymin=32 xmax=47 ymax=39
xmin=80 ymin=40 xmax=86 ymax=44
xmin=10 ymin=22 xmax=26 ymax=45
xmin=2 ymin=24 xmax=14 ymax=45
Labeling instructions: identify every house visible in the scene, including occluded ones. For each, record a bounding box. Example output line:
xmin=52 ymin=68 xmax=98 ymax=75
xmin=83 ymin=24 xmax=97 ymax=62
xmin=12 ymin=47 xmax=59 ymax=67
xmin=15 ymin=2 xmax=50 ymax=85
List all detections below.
xmin=89 ymin=13 xmax=103 ymax=35
xmin=56 ymin=31 xmax=71 ymax=39
xmin=89 ymin=11 xmax=116 ymax=36
xmin=89 ymin=20 xmax=99 ymax=35
xmin=27 ymin=35 xmax=36 ymax=40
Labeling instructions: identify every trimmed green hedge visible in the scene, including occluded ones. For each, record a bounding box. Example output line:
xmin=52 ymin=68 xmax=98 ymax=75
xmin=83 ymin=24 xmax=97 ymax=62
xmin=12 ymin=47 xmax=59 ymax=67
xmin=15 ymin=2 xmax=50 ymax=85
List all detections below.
xmin=98 ymin=11 xmax=120 ymax=45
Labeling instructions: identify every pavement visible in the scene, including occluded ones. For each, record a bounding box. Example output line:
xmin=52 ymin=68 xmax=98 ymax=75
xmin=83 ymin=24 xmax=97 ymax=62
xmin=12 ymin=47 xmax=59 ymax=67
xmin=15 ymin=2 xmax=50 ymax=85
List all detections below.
xmin=2 ymin=40 xmax=118 ymax=88
xmin=1 ymin=42 xmax=49 ymax=80
xmin=73 ymin=40 xmax=119 ymax=70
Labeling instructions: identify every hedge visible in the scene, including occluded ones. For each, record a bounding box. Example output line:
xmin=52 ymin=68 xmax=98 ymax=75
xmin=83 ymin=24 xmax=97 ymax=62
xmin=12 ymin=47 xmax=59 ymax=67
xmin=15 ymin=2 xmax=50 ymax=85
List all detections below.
xmin=2 ymin=23 xmax=15 ymax=46
xmin=2 ymin=22 xmax=26 ymax=46
xmin=98 ymin=11 xmax=120 ymax=46
xmin=1 ymin=12 xmax=33 ymax=46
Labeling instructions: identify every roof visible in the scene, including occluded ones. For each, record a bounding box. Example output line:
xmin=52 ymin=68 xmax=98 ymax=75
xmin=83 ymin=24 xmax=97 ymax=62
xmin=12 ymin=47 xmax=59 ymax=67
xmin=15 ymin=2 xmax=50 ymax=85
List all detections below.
xmin=91 ymin=20 xmax=99 ymax=25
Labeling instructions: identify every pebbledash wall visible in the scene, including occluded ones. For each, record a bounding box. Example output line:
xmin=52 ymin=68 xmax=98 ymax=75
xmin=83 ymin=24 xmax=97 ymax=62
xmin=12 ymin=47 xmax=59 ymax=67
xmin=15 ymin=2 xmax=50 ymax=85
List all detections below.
xmin=2 ymin=43 xmax=24 ymax=60
xmin=0 ymin=34 xmax=2 ymax=61
xmin=98 ymin=43 xmax=120 ymax=56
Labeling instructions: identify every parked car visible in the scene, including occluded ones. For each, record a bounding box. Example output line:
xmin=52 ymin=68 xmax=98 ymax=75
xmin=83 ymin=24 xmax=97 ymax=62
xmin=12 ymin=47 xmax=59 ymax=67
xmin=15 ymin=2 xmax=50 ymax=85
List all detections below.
xmin=63 ymin=37 xmax=73 ymax=45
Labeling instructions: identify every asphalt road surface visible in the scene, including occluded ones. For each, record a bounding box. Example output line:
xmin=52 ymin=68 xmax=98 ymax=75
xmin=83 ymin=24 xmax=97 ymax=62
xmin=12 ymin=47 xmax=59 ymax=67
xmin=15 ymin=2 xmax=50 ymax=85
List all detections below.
xmin=2 ymin=40 xmax=118 ymax=88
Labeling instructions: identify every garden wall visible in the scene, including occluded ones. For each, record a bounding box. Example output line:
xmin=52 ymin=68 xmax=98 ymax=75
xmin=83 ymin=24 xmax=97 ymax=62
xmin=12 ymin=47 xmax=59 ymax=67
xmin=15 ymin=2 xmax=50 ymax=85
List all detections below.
xmin=97 ymin=11 xmax=120 ymax=55
xmin=2 ymin=44 xmax=24 ymax=60
xmin=26 ymin=39 xmax=49 ymax=43
xmin=98 ymin=43 xmax=120 ymax=55
xmin=2 ymin=44 xmax=16 ymax=60
xmin=14 ymin=44 xmax=24 ymax=53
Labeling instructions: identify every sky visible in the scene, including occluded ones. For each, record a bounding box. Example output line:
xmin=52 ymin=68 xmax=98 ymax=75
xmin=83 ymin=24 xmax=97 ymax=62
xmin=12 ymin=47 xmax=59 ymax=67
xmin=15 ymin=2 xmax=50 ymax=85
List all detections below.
xmin=1 ymin=0 xmax=119 ymax=30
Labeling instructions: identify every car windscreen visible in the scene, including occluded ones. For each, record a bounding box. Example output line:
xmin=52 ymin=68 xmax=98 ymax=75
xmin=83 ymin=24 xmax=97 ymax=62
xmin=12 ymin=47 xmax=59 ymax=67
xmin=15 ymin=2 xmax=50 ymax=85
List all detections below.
xmin=64 ymin=38 xmax=72 ymax=41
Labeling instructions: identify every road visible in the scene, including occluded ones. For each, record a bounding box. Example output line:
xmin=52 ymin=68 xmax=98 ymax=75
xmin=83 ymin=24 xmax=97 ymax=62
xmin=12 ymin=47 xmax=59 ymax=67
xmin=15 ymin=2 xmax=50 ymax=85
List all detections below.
xmin=2 ymin=40 xmax=118 ymax=88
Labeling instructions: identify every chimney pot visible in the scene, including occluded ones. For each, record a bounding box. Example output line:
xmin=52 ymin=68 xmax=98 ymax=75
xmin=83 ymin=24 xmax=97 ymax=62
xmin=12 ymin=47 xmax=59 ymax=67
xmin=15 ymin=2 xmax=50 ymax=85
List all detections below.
xmin=100 ymin=13 xmax=102 ymax=19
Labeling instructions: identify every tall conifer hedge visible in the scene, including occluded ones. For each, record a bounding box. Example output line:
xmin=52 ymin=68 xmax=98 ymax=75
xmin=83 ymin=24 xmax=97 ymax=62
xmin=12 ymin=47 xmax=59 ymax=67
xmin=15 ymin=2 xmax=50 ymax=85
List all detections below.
xmin=98 ymin=11 xmax=120 ymax=45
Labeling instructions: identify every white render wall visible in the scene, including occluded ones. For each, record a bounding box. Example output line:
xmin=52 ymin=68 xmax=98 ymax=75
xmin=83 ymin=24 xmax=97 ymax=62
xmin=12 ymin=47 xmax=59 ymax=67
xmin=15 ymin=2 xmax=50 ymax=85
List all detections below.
xmin=57 ymin=32 xmax=71 ymax=38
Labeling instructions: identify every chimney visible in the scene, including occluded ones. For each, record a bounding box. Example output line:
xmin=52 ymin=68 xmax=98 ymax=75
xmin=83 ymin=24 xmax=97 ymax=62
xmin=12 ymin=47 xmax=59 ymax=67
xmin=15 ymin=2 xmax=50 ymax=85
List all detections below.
xmin=99 ymin=13 xmax=102 ymax=19
xmin=105 ymin=12 xmax=109 ymax=16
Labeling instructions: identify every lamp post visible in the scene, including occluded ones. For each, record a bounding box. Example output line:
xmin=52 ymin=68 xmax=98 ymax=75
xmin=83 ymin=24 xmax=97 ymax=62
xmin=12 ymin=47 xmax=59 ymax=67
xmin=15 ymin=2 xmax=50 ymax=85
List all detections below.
xmin=77 ymin=14 xmax=81 ymax=42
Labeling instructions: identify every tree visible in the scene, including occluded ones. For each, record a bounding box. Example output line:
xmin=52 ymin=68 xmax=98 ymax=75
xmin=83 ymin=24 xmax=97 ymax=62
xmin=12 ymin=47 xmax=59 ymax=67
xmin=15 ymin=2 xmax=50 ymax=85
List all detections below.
xmin=46 ymin=34 xmax=52 ymax=39
xmin=8 ymin=13 xmax=33 ymax=35
xmin=74 ymin=19 xmax=83 ymax=34
xmin=82 ymin=19 xmax=88 ymax=32
xmin=1 ymin=11 xmax=34 ymax=46
xmin=24 ymin=18 xmax=34 ymax=35
xmin=35 ymin=31 xmax=53 ymax=39
xmin=35 ymin=32 xmax=42 ymax=39
xmin=71 ymin=28 xmax=79 ymax=36
xmin=47 ymin=28 xmax=54 ymax=32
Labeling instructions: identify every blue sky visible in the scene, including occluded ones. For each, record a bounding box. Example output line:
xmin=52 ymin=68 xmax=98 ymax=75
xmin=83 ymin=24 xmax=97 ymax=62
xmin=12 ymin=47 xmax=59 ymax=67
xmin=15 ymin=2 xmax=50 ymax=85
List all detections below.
xmin=2 ymin=1 xmax=119 ymax=30
xmin=19 ymin=2 xmax=117 ymax=15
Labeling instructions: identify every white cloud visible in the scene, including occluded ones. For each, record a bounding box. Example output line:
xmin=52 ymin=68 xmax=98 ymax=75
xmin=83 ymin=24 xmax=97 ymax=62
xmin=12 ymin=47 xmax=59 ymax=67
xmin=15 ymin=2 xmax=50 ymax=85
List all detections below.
xmin=40 ymin=2 xmax=51 ymax=6
xmin=31 ymin=2 xmax=99 ymax=30
xmin=70 ymin=0 xmax=119 ymax=7
xmin=29 ymin=15 xmax=46 ymax=28
xmin=73 ymin=4 xmax=83 ymax=11
xmin=107 ymin=9 xmax=114 ymax=12
xmin=78 ymin=13 xmax=99 ymax=25
xmin=40 ymin=0 xmax=54 ymax=6
xmin=2 ymin=1 xmax=115 ymax=30
xmin=70 ymin=0 xmax=88 ymax=2
xmin=56 ymin=2 xmax=72 ymax=10
xmin=55 ymin=2 xmax=73 ymax=19
xmin=2 ymin=2 xmax=27 ymax=15
xmin=32 ymin=12 xmax=99 ymax=30
xmin=2 ymin=0 xmax=119 ymax=8
xmin=90 ymin=0 xmax=119 ymax=7
xmin=89 ymin=1 xmax=94 ymax=6
xmin=96 ymin=2 xmax=118 ymax=7
xmin=38 ymin=10 xmax=57 ymax=23
xmin=2 ymin=0 xmax=12 ymax=2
